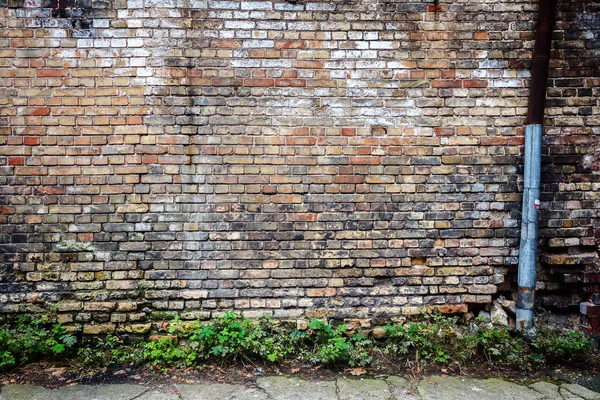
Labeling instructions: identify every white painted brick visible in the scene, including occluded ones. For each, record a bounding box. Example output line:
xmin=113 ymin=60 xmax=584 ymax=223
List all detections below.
xmin=257 ymin=21 xmax=286 ymax=30
xmin=261 ymin=60 xmax=293 ymax=68
xmin=127 ymin=38 xmax=144 ymax=47
xmin=130 ymin=58 xmax=146 ymax=67
xmin=209 ymin=1 xmax=239 ymax=9
xmin=111 ymin=39 xmax=127 ymax=48
xmin=231 ymin=60 xmax=261 ymax=68
xmin=221 ymin=31 xmax=236 ymax=38
xmin=136 ymin=68 xmax=153 ymax=77
xmin=306 ymin=2 xmax=335 ymax=11
xmin=240 ymin=1 xmax=272 ymax=10
xmin=370 ymin=41 xmax=395 ymax=49
xmin=93 ymin=39 xmax=111 ymax=48
xmin=127 ymin=19 xmax=144 ymax=28
xmin=248 ymin=11 xmax=266 ymax=19
xmin=93 ymin=20 xmax=110 ymax=28
xmin=242 ymin=40 xmax=274 ymax=48
xmin=356 ymin=58 xmax=385 ymax=68
xmin=224 ymin=21 xmax=255 ymax=29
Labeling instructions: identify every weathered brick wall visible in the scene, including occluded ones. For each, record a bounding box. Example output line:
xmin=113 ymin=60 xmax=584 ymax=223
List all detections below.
xmin=533 ymin=0 xmax=600 ymax=316
xmin=0 ymin=0 xmax=598 ymax=333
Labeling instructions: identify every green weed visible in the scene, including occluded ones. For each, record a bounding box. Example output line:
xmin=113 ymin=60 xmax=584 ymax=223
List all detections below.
xmin=3 ymin=310 xmax=599 ymax=372
xmin=0 ymin=315 xmax=77 ymax=370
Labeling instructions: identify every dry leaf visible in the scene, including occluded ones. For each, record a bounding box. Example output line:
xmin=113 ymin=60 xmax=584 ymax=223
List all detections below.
xmin=348 ymin=368 xmax=366 ymax=376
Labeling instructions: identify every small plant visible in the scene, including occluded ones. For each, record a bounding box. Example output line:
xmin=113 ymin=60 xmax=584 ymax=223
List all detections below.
xmin=2 ymin=308 xmax=599 ymax=373
xmin=294 ymin=319 xmax=372 ymax=366
xmin=243 ymin=316 xmax=295 ymax=362
xmin=185 ymin=311 xmax=252 ymax=361
xmin=185 ymin=312 xmax=295 ymax=363
xmin=462 ymin=321 xmax=527 ymax=366
xmin=143 ymin=335 xmax=188 ymax=367
xmin=0 ymin=315 xmax=77 ymax=370
xmin=530 ymin=327 xmax=593 ymax=364
xmin=77 ymin=334 xmax=143 ymax=368
xmin=133 ymin=281 xmax=148 ymax=299
xmin=384 ymin=312 xmax=461 ymax=366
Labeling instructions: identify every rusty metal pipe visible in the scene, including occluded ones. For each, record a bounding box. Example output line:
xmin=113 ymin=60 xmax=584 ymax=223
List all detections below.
xmin=526 ymin=0 xmax=559 ymax=125
xmin=516 ymin=0 xmax=558 ymax=331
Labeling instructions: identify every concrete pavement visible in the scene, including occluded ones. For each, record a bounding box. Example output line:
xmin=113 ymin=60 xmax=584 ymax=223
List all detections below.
xmin=1 ymin=375 xmax=599 ymax=400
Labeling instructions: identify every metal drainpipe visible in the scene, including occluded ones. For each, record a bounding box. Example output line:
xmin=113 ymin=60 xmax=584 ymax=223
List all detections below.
xmin=516 ymin=0 xmax=558 ymax=331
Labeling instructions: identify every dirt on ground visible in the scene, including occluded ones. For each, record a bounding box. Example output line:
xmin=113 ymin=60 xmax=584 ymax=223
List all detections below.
xmin=1 ymin=353 xmax=585 ymax=391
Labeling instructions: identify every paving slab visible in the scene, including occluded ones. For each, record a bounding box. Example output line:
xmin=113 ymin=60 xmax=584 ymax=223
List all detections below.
xmin=336 ymin=377 xmax=391 ymax=400
xmin=561 ymin=384 xmax=600 ymax=400
xmin=386 ymin=376 xmax=421 ymax=400
xmin=2 ymin=375 xmax=600 ymax=400
xmin=529 ymin=381 xmax=562 ymax=400
xmin=0 ymin=384 xmax=148 ymax=400
xmin=177 ymin=383 xmax=267 ymax=400
xmin=256 ymin=376 xmax=337 ymax=400
xmin=559 ymin=391 xmax=585 ymax=400
xmin=137 ymin=389 xmax=180 ymax=400
xmin=417 ymin=376 xmax=541 ymax=400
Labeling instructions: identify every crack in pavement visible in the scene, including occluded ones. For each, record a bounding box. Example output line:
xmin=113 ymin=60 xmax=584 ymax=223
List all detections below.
xmin=383 ymin=380 xmax=396 ymax=400
xmin=253 ymin=385 xmax=274 ymax=400
xmin=129 ymin=387 xmax=151 ymax=400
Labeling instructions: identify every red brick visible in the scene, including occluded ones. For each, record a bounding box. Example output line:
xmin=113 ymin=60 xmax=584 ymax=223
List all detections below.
xmin=244 ymin=78 xmax=274 ymax=87
xmin=37 ymin=69 xmax=69 ymax=77
xmin=437 ymin=305 xmax=469 ymax=314
xmin=288 ymin=213 xmax=317 ymax=222
xmin=8 ymin=156 xmax=24 ymax=165
xmin=581 ymin=302 xmax=600 ymax=316
xmin=275 ymin=40 xmax=306 ymax=49
xmin=23 ymin=107 xmax=50 ymax=116
xmin=432 ymin=80 xmax=462 ymax=88
xmin=435 ymin=127 xmax=455 ymax=136
xmin=35 ymin=186 xmax=66 ymax=195
xmin=463 ymin=79 xmax=488 ymax=88
xmin=23 ymin=136 xmax=40 ymax=146
xmin=211 ymin=78 xmax=243 ymax=86
xmin=262 ymin=185 xmax=277 ymax=194
xmin=274 ymin=78 xmax=306 ymax=87
xmin=350 ymin=157 xmax=380 ymax=165
xmin=0 ymin=206 xmax=15 ymax=215
xmin=333 ymin=175 xmax=364 ymax=184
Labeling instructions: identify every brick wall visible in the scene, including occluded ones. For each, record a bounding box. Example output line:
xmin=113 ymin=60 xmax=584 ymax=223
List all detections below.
xmin=0 ymin=0 xmax=598 ymax=333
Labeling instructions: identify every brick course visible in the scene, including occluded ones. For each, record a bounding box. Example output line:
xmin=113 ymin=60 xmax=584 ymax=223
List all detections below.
xmin=0 ymin=0 xmax=599 ymax=332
